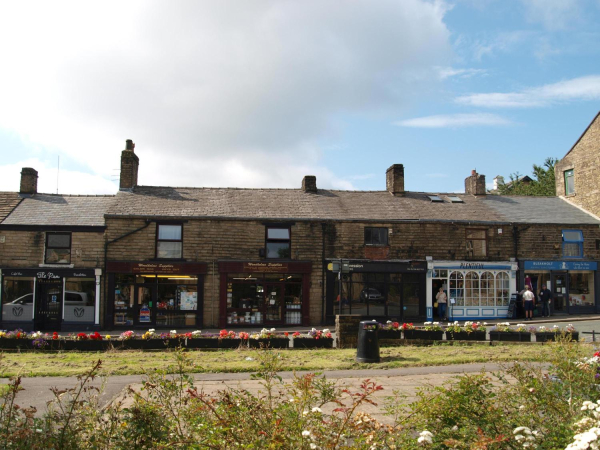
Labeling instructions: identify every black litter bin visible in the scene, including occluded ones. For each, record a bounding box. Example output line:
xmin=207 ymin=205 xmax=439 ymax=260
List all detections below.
xmin=356 ymin=320 xmax=380 ymax=363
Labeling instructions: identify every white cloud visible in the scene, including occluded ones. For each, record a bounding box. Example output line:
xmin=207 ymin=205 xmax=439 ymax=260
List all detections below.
xmin=0 ymin=0 xmax=452 ymax=191
xmin=395 ymin=113 xmax=511 ymax=128
xmin=437 ymin=67 xmax=487 ymax=79
xmin=456 ymin=75 xmax=600 ymax=108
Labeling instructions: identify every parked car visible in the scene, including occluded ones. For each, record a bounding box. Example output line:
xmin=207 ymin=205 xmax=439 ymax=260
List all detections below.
xmin=7 ymin=292 xmax=92 ymax=306
xmin=360 ymin=288 xmax=384 ymax=303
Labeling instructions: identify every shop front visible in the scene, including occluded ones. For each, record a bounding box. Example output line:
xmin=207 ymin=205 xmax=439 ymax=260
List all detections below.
xmin=325 ymin=260 xmax=427 ymax=324
xmin=219 ymin=261 xmax=312 ymax=328
xmin=522 ymin=261 xmax=598 ymax=315
xmin=106 ymin=262 xmax=206 ymax=329
xmin=426 ymin=261 xmax=518 ymax=321
xmin=1 ymin=268 xmax=102 ymax=331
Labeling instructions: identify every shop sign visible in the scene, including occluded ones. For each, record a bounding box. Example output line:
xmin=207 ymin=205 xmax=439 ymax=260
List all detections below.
xmin=242 ymin=262 xmax=289 ymax=273
xmin=523 ymin=261 xmax=598 ymax=271
xmin=3 ymin=268 xmax=95 ymax=278
xmin=132 ymin=263 xmax=183 ymax=274
xmin=435 ymin=263 xmax=512 ymax=270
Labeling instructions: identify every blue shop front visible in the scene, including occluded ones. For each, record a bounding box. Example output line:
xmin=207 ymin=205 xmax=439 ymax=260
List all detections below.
xmin=521 ymin=260 xmax=599 ymax=315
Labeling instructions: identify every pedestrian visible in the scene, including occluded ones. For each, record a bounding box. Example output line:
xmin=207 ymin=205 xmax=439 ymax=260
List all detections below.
xmin=522 ymin=285 xmax=535 ymax=321
xmin=538 ymin=284 xmax=552 ymax=317
xmin=436 ymin=287 xmax=447 ymax=320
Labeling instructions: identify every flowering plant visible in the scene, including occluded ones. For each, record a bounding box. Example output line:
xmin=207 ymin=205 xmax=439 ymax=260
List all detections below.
xmin=219 ymin=329 xmax=237 ymax=339
xmin=77 ymin=332 xmax=88 ymax=340
xmin=362 ymin=323 xmax=379 ymax=331
xmin=120 ymin=330 xmax=135 ymax=340
xmin=142 ymin=329 xmax=155 ymax=340
xmin=238 ymin=332 xmax=249 ymax=340
xmin=423 ymin=321 xmax=443 ymax=331
xmin=464 ymin=321 xmax=486 ymax=332
xmin=494 ymin=322 xmax=514 ymax=332
xmin=514 ymin=323 xmax=528 ymax=332
xmin=89 ymin=332 xmax=103 ymax=340
xmin=307 ymin=328 xmax=332 ymax=339
xmin=383 ymin=321 xmax=400 ymax=330
xmin=253 ymin=328 xmax=279 ymax=339
xmin=401 ymin=323 xmax=415 ymax=330
xmin=445 ymin=321 xmax=462 ymax=333
xmin=292 ymin=331 xmax=301 ymax=338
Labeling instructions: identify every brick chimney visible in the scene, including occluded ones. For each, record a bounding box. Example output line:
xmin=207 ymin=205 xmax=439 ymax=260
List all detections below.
xmin=302 ymin=175 xmax=317 ymax=193
xmin=386 ymin=164 xmax=405 ymax=196
xmin=119 ymin=139 xmax=139 ymax=191
xmin=465 ymin=169 xmax=486 ymax=196
xmin=20 ymin=167 xmax=38 ymax=195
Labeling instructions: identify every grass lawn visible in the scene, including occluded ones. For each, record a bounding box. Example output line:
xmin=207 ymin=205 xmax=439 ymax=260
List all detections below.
xmin=1 ymin=341 xmax=588 ymax=378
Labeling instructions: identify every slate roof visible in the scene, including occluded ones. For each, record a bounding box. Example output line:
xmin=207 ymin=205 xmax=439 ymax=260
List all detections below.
xmin=106 ymin=186 xmax=600 ymax=225
xmin=0 ymin=192 xmax=22 ymax=223
xmin=2 ymin=194 xmax=115 ymax=227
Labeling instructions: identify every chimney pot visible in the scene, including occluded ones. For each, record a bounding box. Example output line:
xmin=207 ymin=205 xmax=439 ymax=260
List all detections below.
xmin=20 ymin=167 xmax=38 ymax=195
xmin=302 ymin=175 xmax=317 ymax=193
xmin=471 ymin=169 xmax=476 ymax=176
xmin=120 ymin=139 xmax=139 ymax=190
xmin=386 ymin=164 xmax=405 ymax=196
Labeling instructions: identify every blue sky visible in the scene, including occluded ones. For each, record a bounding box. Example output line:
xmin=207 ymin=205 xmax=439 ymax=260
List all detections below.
xmin=0 ymin=0 xmax=599 ymax=194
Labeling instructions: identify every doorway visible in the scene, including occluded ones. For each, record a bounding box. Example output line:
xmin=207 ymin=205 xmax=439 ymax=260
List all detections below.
xmin=551 ymin=272 xmax=568 ymax=314
xmin=264 ymin=284 xmax=283 ymax=324
xmin=35 ymin=279 xmax=63 ymax=330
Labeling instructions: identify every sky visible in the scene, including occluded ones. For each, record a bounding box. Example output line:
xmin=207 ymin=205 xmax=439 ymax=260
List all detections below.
xmin=0 ymin=0 xmax=599 ymax=195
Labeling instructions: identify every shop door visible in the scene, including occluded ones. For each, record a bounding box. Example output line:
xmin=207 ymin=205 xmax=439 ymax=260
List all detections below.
xmin=35 ymin=279 xmax=63 ymax=331
xmin=134 ymin=285 xmax=155 ymax=327
xmin=551 ymin=273 xmax=568 ymax=314
xmin=264 ymin=284 xmax=283 ymax=324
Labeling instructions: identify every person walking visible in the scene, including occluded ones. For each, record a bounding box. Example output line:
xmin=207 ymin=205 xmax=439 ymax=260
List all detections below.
xmin=522 ymin=285 xmax=535 ymax=321
xmin=436 ymin=287 xmax=447 ymax=320
xmin=538 ymin=284 xmax=552 ymax=317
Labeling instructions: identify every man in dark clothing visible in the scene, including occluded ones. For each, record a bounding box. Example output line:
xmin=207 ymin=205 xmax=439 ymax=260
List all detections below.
xmin=538 ymin=284 xmax=552 ymax=317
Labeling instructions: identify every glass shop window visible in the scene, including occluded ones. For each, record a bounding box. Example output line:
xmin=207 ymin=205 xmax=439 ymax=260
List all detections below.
xmin=114 ymin=274 xmax=135 ymax=326
xmin=265 ymin=227 xmax=291 ymax=259
xmin=45 ymin=232 xmax=71 ymax=264
xmin=64 ymin=278 xmax=96 ymax=322
xmin=1 ymin=276 xmax=35 ymax=322
xmin=156 ymin=278 xmax=198 ymax=328
xmin=568 ymin=271 xmax=594 ymax=307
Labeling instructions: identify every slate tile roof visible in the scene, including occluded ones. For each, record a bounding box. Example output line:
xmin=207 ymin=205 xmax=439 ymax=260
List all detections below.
xmin=2 ymin=194 xmax=115 ymax=227
xmin=105 ymin=186 xmax=600 ymax=225
xmin=0 ymin=192 xmax=22 ymax=223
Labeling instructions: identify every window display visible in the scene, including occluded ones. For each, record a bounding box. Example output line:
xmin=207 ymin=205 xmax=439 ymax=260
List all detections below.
xmin=1 ymin=277 xmax=34 ymax=322
xmin=569 ymin=271 xmax=594 ymax=307
xmin=64 ymin=278 xmax=96 ymax=322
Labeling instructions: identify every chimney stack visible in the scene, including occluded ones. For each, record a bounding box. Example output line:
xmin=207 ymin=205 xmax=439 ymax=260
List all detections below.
xmin=386 ymin=164 xmax=405 ymax=196
xmin=20 ymin=167 xmax=38 ymax=195
xmin=302 ymin=175 xmax=317 ymax=193
xmin=465 ymin=169 xmax=486 ymax=196
xmin=119 ymin=139 xmax=139 ymax=191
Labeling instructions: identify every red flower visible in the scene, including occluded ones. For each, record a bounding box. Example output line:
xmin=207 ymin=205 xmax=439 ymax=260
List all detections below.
xmin=392 ymin=322 xmax=400 ymax=329
xmin=293 ymin=331 xmax=300 ymax=338
xmin=77 ymin=332 xmax=88 ymax=340
xmin=284 ymin=332 xmax=289 ymax=337
xmin=52 ymin=332 xmax=58 ymax=340
xmin=219 ymin=329 xmax=229 ymax=338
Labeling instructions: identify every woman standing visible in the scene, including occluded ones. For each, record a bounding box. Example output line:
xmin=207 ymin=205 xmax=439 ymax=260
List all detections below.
xmin=436 ymin=287 xmax=447 ymax=320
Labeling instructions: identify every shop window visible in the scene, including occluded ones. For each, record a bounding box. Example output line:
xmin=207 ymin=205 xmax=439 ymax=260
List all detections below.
xmin=466 ymin=229 xmax=487 ymax=258
xmin=265 ymin=227 xmax=291 ymax=259
xmin=364 ymin=227 xmax=388 ymax=246
xmin=1 ymin=276 xmax=35 ymax=322
xmin=64 ymin=278 xmax=96 ymax=322
xmin=449 ymin=271 xmax=464 ymax=306
xmin=480 ymin=272 xmax=494 ymax=306
xmin=568 ymin=270 xmax=594 ymax=307
xmin=45 ymin=232 xmax=71 ymax=264
xmin=496 ymin=272 xmax=510 ymax=306
xmin=464 ymin=271 xmax=480 ymax=306
xmin=562 ymin=229 xmax=583 ymax=258
xmin=156 ymin=280 xmax=198 ymax=328
xmin=564 ymin=169 xmax=574 ymax=195
xmin=156 ymin=224 xmax=183 ymax=259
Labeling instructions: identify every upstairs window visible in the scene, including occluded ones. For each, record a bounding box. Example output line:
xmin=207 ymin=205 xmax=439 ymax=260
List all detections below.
xmin=45 ymin=232 xmax=71 ymax=264
xmin=564 ymin=169 xmax=574 ymax=195
xmin=563 ymin=229 xmax=583 ymax=258
xmin=156 ymin=224 xmax=183 ymax=259
xmin=466 ymin=229 xmax=487 ymax=258
xmin=266 ymin=227 xmax=291 ymax=258
xmin=364 ymin=227 xmax=388 ymax=246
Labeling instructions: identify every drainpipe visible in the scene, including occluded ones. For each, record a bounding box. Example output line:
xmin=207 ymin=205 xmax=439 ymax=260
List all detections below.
xmin=321 ymin=222 xmax=326 ymax=324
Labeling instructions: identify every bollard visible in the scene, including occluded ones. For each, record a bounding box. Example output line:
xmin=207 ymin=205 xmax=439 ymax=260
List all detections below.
xmin=356 ymin=320 xmax=380 ymax=363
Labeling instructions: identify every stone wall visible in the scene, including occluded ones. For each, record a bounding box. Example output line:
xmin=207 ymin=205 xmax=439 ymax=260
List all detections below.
xmin=335 ymin=314 xmax=362 ymax=348
xmin=555 ymin=113 xmax=600 ymax=216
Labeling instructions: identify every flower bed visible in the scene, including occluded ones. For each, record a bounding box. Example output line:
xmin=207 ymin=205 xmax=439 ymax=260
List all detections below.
xmin=446 ymin=321 xmax=487 ymax=341
xmin=292 ymin=329 xmax=333 ymax=348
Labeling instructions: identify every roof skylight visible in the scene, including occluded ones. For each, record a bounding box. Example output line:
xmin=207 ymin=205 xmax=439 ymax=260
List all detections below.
xmin=448 ymin=196 xmax=464 ymax=203
xmin=427 ymin=195 xmax=444 ymax=203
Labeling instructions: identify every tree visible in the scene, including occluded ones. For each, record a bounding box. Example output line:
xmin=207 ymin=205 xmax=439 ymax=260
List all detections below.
xmin=497 ymin=157 xmax=558 ymax=196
